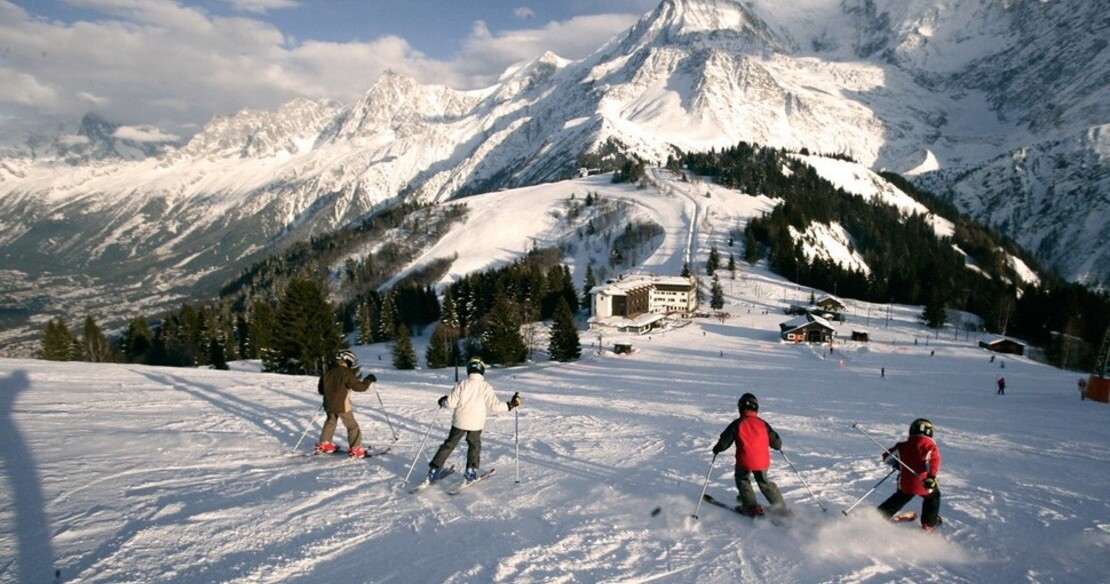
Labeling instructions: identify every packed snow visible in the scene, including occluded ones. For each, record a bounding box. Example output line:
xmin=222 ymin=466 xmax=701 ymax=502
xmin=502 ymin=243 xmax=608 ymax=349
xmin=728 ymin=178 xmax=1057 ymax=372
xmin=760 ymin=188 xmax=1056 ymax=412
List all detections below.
xmin=6 ymin=157 xmax=1106 ymax=582
xmin=3 ymin=264 xmax=1108 ymax=583
xmin=6 ymin=137 xmax=1108 ymax=584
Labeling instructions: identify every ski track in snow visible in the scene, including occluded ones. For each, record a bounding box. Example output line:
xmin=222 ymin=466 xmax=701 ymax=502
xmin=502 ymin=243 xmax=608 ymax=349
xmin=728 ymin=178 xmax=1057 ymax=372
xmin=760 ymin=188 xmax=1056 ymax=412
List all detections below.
xmin=2 ymin=171 xmax=1108 ymax=583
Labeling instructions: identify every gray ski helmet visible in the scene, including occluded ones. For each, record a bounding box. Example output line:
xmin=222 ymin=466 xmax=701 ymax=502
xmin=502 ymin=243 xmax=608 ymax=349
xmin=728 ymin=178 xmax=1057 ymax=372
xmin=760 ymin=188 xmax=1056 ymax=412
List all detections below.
xmin=738 ymin=393 xmax=759 ymax=413
xmin=910 ymin=418 xmax=934 ymax=438
xmin=336 ymin=349 xmax=357 ymax=367
xmin=467 ymin=357 xmax=486 ymax=376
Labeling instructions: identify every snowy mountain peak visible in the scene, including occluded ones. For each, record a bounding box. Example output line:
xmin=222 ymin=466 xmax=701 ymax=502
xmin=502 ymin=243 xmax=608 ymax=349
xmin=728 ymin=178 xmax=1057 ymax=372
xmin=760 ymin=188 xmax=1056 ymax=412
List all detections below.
xmin=173 ymin=98 xmax=341 ymax=161
xmin=614 ymin=0 xmax=788 ymax=54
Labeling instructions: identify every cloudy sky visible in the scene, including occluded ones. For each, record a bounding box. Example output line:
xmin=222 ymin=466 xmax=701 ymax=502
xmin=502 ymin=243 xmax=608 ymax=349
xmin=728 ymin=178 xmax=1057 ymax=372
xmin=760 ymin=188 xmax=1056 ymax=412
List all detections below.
xmin=0 ymin=0 xmax=657 ymax=143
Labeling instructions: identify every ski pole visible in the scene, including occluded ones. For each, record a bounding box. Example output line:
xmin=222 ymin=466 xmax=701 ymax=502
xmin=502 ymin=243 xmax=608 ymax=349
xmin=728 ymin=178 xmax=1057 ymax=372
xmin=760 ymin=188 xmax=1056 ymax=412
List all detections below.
xmin=401 ymin=407 xmax=442 ymax=487
xmin=691 ymin=453 xmax=718 ymax=520
xmin=372 ymin=383 xmax=399 ymax=442
xmin=778 ymin=450 xmax=828 ymax=513
xmin=841 ymin=467 xmax=897 ymax=516
xmin=291 ymin=405 xmax=324 ymax=454
xmin=514 ymin=405 xmax=521 ymax=484
xmin=850 ymin=423 xmax=916 ymax=475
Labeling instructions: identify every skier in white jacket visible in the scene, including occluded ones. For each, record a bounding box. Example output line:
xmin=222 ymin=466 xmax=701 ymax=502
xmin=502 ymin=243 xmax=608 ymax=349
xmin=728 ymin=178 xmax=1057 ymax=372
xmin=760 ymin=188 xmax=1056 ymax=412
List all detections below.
xmin=427 ymin=358 xmax=521 ymax=483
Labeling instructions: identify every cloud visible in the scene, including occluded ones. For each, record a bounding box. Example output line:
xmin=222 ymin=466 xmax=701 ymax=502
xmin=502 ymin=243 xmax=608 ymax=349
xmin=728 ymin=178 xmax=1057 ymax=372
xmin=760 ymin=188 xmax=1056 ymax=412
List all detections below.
xmin=0 ymin=0 xmax=641 ymax=142
xmin=224 ymin=0 xmax=299 ymax=14
xmin=513 ymin=7 xmax=535 ymax=19
xmin=113 ymin=125 xmax=181 ymax=143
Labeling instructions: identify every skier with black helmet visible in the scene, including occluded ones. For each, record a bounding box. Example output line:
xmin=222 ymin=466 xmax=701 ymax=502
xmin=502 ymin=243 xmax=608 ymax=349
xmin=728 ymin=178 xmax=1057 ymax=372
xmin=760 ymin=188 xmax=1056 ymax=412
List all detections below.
xmin=316 ymin=349 xmax=377 ymax=458
xmin=425 ymin=358 xmax=521 ymax=485
xmin=876 ymin=418 xmax=942 ymax=531
xmin=711 ymin=392 xmax=787 ymax=517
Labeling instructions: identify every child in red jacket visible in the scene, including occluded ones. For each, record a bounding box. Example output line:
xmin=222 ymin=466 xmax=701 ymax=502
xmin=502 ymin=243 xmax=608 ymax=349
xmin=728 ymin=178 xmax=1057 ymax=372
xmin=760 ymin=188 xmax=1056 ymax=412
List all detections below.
xmin=877 ymin=418 xmax=942 ymax=531
xmin=711 ymin=393 xmax=786 ymax=516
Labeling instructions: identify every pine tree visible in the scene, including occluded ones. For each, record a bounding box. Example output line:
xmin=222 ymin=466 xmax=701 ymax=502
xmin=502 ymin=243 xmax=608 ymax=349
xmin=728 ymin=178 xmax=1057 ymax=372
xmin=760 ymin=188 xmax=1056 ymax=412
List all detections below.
xmin=482 ymin=294 xmax=527 ymax=366
xmin=39 ymin=318 xmax=74 ymax=361
xmin=267 ymin=278 xmax=344 ymax=375
xmin=392 ymin=324 xmax=418 ymax=370
xmin=247 ymin=299 xmax=277 ymax=362
xmin=425 ymin=322 xmax=458 ymax=369
xmin=921 ymin=294 xmax=948 ymax=333
xmin=710 ymin=275 xmax=725 ymax=310
xmin=707 ymin=246 xmax=720 ymax=275
xmin=377 ymin=292 xmax=397 ymax=342
xmin=582 ymin=264 xmax=597 ymax=310
xmin=356 ymin=298 xmax=378 ymax=344
xmin=548 ymin=297 xmax=581 ymax=362
xmin=122 ymin=317 xmax=154 ymax=363
xmin=80 ymin=316 xmax=113 ymax=363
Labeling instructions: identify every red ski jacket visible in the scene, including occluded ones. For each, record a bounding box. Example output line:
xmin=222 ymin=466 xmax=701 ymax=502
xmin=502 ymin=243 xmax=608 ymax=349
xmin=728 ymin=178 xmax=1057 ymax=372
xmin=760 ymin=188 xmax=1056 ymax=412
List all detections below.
xmin=884 ymin=434 xmax=941 ymax=496
xmin=712 ymin=411 xmax=782 ymax=471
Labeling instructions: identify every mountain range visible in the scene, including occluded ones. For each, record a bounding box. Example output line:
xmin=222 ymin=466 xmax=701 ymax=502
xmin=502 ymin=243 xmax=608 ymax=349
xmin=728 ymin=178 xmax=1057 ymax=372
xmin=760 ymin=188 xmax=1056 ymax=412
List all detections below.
xmin=0 ymin=0 xmax=1106 ymax=355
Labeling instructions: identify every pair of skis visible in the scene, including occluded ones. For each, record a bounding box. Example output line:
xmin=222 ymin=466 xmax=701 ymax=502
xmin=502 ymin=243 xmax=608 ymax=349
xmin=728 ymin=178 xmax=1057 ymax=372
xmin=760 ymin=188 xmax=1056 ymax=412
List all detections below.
xmin=409 ymin=466 xmax=497 ymax=496
xmin=702 ymin=493 xmax=941 ymax=531
xmin=294 ymin=446 xmax=391 ymax=460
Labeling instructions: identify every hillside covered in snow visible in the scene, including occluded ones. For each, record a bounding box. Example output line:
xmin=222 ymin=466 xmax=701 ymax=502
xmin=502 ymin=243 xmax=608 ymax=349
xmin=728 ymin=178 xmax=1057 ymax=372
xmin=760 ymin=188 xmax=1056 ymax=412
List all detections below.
xmin=2 ymin=265 xmax=1106 ymax=583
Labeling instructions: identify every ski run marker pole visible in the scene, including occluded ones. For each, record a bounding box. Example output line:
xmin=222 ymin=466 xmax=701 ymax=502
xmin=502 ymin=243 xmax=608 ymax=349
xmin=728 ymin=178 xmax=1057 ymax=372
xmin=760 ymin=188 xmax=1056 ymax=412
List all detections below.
xmin=778 ymin=450 xmax=828 ymax=513
xmin=372 ymin=383 xmax=399 ymax=442
xmin=291 ymin=405 xmax=324 ymax=454
xmin=842 ymin=467 xmax=897 ymax=516
xmin=691 ymin=453 xmax=718 ymax=520
xmin=514 ymin=405 xmax=521 ymax=484
xmin=401 ymin=407 xmax=442 ymax=488
xmin=851 ymin=423 xmax=917 ymax=476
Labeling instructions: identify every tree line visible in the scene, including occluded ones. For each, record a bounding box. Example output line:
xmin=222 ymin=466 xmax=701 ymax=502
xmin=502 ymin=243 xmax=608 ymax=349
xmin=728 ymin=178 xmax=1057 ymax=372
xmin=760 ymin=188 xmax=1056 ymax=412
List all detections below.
xmin=683 ymin=142 xmax=1109 ymax=370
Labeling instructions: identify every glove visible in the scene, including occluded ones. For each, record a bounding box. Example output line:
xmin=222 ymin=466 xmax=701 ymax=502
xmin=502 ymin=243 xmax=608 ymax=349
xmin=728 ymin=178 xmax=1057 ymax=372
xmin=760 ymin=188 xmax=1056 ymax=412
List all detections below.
xmin=363 ymin=373 xmax=377 ymax=383
xmin=711 ymin=446 xmax=724 ymax=455
xmin=437 ymin=395 xmax=448 ymax=408
xmin=884 ymin=454 xmax=900 ymax=469
xmin=507 ymin=392 xmax=521 ymax=410
xmin=922 ymin=475 xmax=937 ymax=491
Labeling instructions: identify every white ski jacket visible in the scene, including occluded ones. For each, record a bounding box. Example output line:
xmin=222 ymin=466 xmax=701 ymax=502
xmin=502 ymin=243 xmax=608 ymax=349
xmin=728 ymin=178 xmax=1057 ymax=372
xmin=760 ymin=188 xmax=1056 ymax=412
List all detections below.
xmin=444 ymin=373 xmax=508 ymax=431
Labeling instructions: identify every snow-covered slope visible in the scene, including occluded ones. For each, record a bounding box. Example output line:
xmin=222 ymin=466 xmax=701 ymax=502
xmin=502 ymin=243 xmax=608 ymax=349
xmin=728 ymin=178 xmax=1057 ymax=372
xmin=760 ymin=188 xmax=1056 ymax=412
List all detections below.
xmin=2 ymin=267 xmax=1105 ymax=583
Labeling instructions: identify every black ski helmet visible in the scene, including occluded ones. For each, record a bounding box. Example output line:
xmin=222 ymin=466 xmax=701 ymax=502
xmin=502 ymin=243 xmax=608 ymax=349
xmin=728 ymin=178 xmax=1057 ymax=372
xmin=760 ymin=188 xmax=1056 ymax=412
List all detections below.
xmin=467 ymin=357 xmax=486 ymax=376
xmin=738 ymin=393 xmax=759 ymax=413
xmin=910 ymin=418 xmax=934 ymax=438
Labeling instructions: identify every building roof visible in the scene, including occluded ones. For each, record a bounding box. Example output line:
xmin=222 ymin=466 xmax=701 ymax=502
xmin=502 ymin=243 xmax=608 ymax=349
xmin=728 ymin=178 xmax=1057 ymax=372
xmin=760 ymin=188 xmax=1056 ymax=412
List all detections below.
xmin=591 ymin=275 xmax=694 ymax=296
xmin=779 ymin=313 xmax=835 ymax=333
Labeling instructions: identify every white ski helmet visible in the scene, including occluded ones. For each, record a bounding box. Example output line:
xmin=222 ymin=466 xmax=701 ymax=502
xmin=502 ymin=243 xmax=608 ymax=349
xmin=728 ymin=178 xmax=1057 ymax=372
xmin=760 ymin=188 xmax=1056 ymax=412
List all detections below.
xmin=336 ymin=349 xmax=358 ymax=367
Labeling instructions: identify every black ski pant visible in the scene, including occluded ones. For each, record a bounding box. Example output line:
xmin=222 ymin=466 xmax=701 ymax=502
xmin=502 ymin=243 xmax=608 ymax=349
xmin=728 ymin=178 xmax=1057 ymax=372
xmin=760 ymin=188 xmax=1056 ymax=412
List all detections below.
xmin=430 ymin=426 xmax=482 ymax=471
xmin=878 ymin=488 xmax=941 ymax=527
xmin=734 ymin=467 xmax=785 ymax=510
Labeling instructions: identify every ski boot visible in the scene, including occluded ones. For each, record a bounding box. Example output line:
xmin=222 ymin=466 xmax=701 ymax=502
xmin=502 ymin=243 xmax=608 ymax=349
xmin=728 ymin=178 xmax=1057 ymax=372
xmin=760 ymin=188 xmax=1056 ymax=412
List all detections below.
xmin=425 ymin=467 xmax=442 ymax=483
xmin=463 ymin=467 xmax=478 ymax=483
xmin=738 ymin=504 xmax=765 ymax=517
xmin=348 ymin=446 xmax=366 ymax=458
xmin=314 ymin=441 xmax=337 ymax=454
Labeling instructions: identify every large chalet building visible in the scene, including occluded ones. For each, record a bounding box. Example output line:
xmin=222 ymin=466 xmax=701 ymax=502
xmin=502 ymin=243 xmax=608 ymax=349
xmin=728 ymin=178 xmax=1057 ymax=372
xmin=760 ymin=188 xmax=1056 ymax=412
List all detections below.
xmin=588 ymin=275 xmax=698 ymax=334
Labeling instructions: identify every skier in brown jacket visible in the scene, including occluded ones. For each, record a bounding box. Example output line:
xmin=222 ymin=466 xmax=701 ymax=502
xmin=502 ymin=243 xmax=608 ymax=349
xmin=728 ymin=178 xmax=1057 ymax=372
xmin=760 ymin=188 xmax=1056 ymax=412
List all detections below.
xmin=316 ymin=349 xmax=376 ymax=457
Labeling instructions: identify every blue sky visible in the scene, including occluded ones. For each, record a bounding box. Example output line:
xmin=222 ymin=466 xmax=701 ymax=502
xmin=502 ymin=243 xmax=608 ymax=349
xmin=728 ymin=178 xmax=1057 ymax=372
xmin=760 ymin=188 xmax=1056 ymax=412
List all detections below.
xmin=0 ymin=0 xmax=657 ymax=142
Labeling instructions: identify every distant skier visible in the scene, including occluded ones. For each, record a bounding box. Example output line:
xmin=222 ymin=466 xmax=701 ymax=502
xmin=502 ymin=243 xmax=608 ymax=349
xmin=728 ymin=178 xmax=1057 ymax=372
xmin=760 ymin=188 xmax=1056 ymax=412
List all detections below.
xmin=425 ymin=358 xmax=521 ymax=485
xmin=711 ymin=393 xmax=787 ymax=517
xmin=316 ymin=349 xmax=376 ymax=458
xmin=997 ymin=377 xmax=1006 ymax=395
xmin=877 ymin=418 xmax=942 ymax=532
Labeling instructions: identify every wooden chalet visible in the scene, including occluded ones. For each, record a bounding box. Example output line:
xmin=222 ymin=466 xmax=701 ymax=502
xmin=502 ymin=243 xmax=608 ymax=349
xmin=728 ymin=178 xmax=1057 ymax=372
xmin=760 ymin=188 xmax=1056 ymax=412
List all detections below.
xmin=779 ymin=313 xmax=836 ymax=344
xmin=979 ymin=337 xmax=1026 ymax=356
